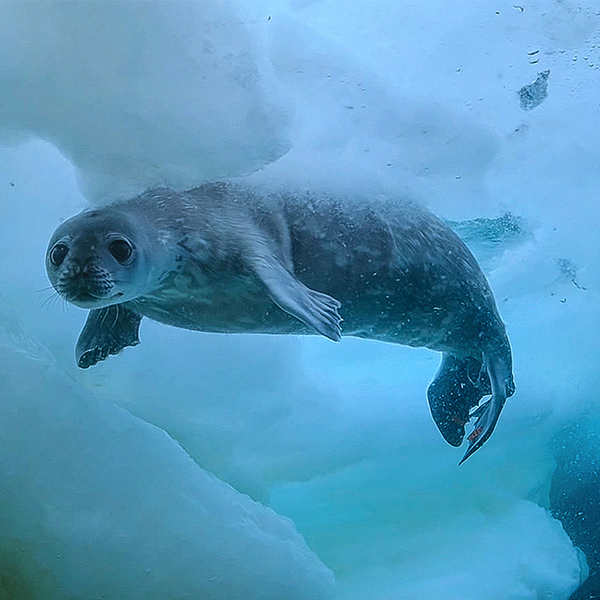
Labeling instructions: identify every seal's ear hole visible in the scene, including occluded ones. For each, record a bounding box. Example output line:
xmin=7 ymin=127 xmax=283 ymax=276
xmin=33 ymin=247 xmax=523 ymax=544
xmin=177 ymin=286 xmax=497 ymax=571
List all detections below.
xmin=109 ymin=238 xmax=134 ymax=264
xmin=49 ymin=243 xmax=69 ymax=267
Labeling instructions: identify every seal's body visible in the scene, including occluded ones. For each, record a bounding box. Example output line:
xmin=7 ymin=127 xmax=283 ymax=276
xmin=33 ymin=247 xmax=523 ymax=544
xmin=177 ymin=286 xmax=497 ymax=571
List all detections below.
xmin=46 ymin=182 xmax=515 ymax=462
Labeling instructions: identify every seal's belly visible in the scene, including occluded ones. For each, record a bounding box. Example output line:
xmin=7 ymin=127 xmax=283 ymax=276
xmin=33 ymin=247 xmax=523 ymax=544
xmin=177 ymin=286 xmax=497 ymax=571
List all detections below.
xmin=131 ymin=269 xmax=309 ymax=335
xmin=130 ymin=269 xmax=486 ymax=355
xmin=133 ymin=293 xmax=311 ymax=335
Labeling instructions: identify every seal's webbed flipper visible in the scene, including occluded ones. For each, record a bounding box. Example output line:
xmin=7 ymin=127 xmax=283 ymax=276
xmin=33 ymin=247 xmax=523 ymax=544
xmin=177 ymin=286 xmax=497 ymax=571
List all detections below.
xmin=427 ymin=354 xmax=491 ymax=448
xmin=76 ymin=305 xmax=143 ymax=368
xmin=251 ymin=256 xmax=342 ymax=341
xmin=459 ymin=349 xmax=514 ymax=464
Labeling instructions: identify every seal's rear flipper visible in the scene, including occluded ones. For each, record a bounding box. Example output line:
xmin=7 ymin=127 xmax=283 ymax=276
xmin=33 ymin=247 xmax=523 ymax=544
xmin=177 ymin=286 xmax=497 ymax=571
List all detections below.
xmin=76 ymin=305 xmax=143 ymax=368
xmin=427 ymin=354 xmax=491 ymax=447
xmin=459 ymin=348 xmax=515 ymax=464
xmin=251 ymin=255 xmax=342 ymax=341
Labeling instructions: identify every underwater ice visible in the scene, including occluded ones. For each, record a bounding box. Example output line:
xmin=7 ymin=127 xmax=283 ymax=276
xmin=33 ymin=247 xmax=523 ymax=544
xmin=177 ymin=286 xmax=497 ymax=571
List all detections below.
xmin=1 ymin=1 xmax=599 ymax=598
xmin=0 ymin=314 xmax=334 ymax=599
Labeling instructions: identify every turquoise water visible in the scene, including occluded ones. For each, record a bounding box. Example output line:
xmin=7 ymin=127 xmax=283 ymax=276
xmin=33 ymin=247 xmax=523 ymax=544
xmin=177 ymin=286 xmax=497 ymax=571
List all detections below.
xmin=0 ymin=2 xmax=599 ymax=598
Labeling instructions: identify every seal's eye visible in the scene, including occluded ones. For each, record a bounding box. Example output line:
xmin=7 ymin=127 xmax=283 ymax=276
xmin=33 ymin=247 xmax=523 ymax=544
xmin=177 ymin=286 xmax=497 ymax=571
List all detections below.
xmin=109 ymin=238 xmax=134 ymax=264
xmin=49 ymin=243 xmax=69 ymax=267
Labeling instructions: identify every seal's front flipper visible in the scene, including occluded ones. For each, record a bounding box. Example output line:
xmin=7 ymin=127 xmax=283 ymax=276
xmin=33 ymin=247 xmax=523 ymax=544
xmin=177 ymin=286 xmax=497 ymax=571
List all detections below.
xmin=459 ymin=349 xmax=515 ymax=464
xmin=252 ymin=256 xmax=342 ymax=341
xmin=76 ymin=305 xmax=143 ymax=368
xmin=427 ymin=354 xmax=491 ymax=447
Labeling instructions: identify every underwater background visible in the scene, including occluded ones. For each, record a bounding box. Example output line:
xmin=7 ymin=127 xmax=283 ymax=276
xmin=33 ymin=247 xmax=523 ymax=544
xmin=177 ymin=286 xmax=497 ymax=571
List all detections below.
xmin=0 ymin=1 xmax=599 ymax=598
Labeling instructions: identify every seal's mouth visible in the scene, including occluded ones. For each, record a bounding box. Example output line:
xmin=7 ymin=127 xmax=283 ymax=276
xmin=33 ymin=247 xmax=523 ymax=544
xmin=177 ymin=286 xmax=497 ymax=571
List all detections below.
xmin=73 ymin=291 xmax=100 ymax=303
xmin=73 ymin=290 xmax=123 ymax=301
xmin=66 ymin=289 xmax=125 ymax=308
xmin=55 ymin=269 xmax=122 ymax=307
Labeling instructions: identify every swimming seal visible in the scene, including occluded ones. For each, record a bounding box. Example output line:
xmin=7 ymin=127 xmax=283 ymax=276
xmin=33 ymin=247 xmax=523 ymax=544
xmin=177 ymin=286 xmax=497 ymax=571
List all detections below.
xmin=46 ymin=182 xmax=515 ymax=462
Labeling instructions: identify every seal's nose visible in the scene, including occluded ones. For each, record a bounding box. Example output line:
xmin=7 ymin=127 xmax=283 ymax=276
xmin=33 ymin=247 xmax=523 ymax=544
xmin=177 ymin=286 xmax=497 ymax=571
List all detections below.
xmin=66 ymin=253 xmax=100 ymax=274
xmin=60 ymin=263 xmax=115 ymax=304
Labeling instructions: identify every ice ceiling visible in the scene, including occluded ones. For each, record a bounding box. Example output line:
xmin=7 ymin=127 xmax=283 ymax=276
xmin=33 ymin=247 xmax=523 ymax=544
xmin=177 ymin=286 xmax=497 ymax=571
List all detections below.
xmin=0 ymin=1 xmax=599 ymax=599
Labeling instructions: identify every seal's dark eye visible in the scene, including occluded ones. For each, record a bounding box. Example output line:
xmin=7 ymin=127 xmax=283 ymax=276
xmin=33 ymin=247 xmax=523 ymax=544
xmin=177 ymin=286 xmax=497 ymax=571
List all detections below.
xmin=49 ymin=243 xmax=69 ymax=267
xmin=109 ymin=238 xmax=134 ymax=264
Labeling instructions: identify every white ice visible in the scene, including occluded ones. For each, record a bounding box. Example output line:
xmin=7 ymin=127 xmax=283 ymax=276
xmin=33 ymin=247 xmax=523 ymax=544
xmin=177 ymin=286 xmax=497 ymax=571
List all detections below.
xmin=0 ymin=312 xmax=334 ymax=600
xmin=1 ymin=1 xmax=598 ymax=599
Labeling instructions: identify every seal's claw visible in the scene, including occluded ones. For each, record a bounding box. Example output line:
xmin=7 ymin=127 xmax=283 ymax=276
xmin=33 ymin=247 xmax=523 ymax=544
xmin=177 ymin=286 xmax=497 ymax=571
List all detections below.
xmin=458 ymin=397 xmax=504 ymax=465
xmin=468 ymin=399 xmax=490 ymax=421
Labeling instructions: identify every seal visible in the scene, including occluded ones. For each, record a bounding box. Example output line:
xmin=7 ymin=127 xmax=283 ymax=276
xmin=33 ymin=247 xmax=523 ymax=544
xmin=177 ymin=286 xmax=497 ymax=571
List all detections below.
xmin=46 ymin=182 xmax=515 ymax=462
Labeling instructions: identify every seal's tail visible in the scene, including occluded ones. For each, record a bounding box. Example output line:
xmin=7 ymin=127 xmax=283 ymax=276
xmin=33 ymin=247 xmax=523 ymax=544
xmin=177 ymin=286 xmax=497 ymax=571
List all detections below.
xmin=427 ymin=354 xmax=491 ymax=447
xmin=427 ymin=338 xmax=515 ymax=463
xmin=459 ymin=338 xmax=515 ymax=464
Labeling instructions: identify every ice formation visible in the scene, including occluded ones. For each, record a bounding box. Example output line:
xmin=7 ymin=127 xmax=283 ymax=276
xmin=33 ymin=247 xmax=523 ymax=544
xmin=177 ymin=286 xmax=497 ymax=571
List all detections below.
xmin=1 ymin=1 xmax=599 ymax=598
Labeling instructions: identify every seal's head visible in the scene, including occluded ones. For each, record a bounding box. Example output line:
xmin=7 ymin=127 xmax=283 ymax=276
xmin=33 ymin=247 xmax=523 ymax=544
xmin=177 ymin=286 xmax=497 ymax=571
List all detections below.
xmin=46 ymin=208 xmax=158 ymax=309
